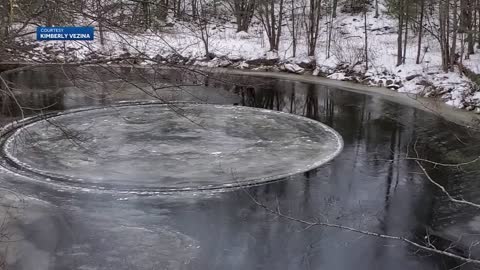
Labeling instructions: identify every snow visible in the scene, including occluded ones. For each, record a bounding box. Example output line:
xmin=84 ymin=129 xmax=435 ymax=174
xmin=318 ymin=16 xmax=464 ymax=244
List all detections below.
xmin=282 ymin=63 xmax=304 ymax=74
xmin=7 ymin=0 xmax=480 ymax=110
xmin=328 ymin=72 xmax=349 ymax=81
xmin=235 ymin=31 xmax=251 ymax=40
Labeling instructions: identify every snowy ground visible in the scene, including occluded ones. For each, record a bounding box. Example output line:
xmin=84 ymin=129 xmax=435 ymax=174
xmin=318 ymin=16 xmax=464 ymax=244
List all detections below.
xmin=6 ymin=2 xmax=480 ymax=112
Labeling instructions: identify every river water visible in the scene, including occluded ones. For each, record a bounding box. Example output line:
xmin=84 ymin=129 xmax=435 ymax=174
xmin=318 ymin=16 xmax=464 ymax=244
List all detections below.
xmin=0 ymin=66 xmax=479 ymax=270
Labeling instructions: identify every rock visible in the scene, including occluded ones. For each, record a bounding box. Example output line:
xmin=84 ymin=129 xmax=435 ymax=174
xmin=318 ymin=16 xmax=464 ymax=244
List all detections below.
xmin=167 ymin=53 xmax=188 ymax=64
xmin=208 ymin=57 xmax=231 ymax=68
xmin=236 ymin=61 xmax=249 ymax=69
xmin=206 ymin=52 xmax=216 ymax=60
xmin=364 ymin=71 xmax=374 ymax=77
xmin=153 ymin=54 xmax=166 ymax=62
xmin=417 ymin=79 xmax=432 ymax=86
xmin=316 ymin=65 xmax=334 ymax=75
xmin=386 ymin=79 xmax=394 ymax=85
xmin=313 ymin=67 xmax=320 ymax=76
xmin=283 ymin=63 xmax=305 ymax=74
xmin=297 ymin=59 xmax=316 ymax=70
xmin=387 ymin=84 xmax=401 ymax=90
xmin=235 ymin=31 xmax=250 ymax=39
xmin=328 ymin=73 xmax=349 ymax=81
xmin=228 ymin=54 xmax=243 ymax=61
xmin=406 ymin=74 xmax=421 ymax=81
xmin=265 ymin=51 xmax=279 ymax=60
xmin=475 ymin=108 xmax=480 ymax=114
xmin=246 ymin=57 xmax=278 ymax=66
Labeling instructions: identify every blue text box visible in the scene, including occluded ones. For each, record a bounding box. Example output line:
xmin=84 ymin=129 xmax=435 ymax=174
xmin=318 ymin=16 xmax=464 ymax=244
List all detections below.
xmin=37 ymin=27 xmax=95 ymax=41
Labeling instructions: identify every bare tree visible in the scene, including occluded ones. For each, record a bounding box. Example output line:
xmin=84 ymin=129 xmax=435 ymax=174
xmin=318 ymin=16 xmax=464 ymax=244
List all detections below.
xmin=257 ymin=0 xmax=285 ymax=52
xmin=402 ymin=0 xmax=409 ymax=64
xmin=364 ymin=4 xmax=369 ymax=70
xmin=450 ymin=0 xmax=459 ymax=72
xmin=228 ymin=0 xmax=256 ymax=32
xmin=197 ymin=0 xmax=212 ymax=58
xmin=460 ymin=0 xmax=475 ymax=57
xmin=397 ymin=0 xmax=405 ymax=66
xmin=439 ymin=0 xmax=451 ymax=71
xmin=287 ymin=0 xmax=302 ymax=57
xmin=304 ymin=0 xmax=322 ymax=56
xmin=332 ymin=0 xmax=338 ymax=18
xmin=416 ymin=0 xmax=425 ymax=64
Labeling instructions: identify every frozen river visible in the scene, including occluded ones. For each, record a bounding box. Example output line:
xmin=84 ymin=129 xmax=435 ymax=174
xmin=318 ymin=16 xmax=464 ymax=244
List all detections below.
xmin=0 ymin=66 xmax=479 ymax=270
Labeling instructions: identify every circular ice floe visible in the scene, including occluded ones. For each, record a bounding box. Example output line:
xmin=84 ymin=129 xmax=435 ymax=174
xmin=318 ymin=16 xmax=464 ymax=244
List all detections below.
xmin=0 ymin=101 xmax=343 ymax=192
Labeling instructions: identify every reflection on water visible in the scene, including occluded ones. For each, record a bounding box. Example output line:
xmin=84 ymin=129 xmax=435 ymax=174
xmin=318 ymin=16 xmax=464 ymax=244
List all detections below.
xmin=1 ymin=67 xmax=480 ymax=270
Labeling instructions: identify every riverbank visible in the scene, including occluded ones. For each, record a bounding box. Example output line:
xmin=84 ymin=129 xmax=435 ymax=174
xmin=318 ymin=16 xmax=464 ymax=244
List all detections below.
xmin=212 ymin=67 xmax=480 ymax=129
xmin=4 ymin=0 xmax=480 ymax=115
xmin=2 ymin=61 xmax=479 ymax=129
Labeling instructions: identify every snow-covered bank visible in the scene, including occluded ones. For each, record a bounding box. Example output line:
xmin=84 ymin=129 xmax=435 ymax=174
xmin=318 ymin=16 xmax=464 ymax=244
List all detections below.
xmin=4 ymin=2 xmax=480 ymax=112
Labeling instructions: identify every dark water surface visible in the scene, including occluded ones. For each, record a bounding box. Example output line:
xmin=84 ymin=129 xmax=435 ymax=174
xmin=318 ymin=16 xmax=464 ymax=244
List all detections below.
xmin=0 ymin=66 xmax=480 ymax=270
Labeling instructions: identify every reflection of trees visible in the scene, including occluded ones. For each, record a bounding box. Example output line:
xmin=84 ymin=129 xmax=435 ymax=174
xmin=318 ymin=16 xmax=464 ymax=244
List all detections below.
xmin=323 ymin=89 xmax=335 ymax=125
xmin=384 ymin=124 xmax=401 ymax=209
xmin=239 ymin=86 xmax=256 ymax=107
xmin=0 ymin=85 xmax=65 ymax=120
xmin=234 ymin=81 xmax=338 ymax=124
xmin=289 ymin=91 xmax=295 ymax=113
xmin=236 ymin=83 xmax=285 ymax=110
xmin=303 ymin=84 xmax=319 ymax=120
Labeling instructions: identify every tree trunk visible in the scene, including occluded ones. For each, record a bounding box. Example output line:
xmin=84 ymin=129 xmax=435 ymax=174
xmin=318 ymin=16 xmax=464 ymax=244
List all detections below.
xmin=364 ymin=8 xmax=369 ymax=70
xmin=0 ymin=1 xmax=10 ymax=38
xmin=233 ymin=0 xmax=256 ymax=32
xmin=258 ymin=0 xmax=284 ymax=51
xmin=439 ymin=0 xmax=449 ymax=71
xmin=306 ymin=0 xmax=322 ymax=56
xmin=198 ymin=1 xmax=210 ymax=57
xmin=96 ymin=0 xmax=105 ymax=46
xmin=460 ymin=32 xmax=465 ymax=66
xmin=466 ymin=0 xmax=475 ymax=54
xmin=332 ymin=0 xmax=338 ymax=18
xmin=450 ymin=0 xmax=459 ymax=72
xmin=327 ymin=5 xmax=333 ymax=58
xmin=159 ymin=0 xmax=168 ymax=22
xmin=477 ymin=1 xmax=480 ymax=48
xmin=274 ymin=0 xmax=284 ymax=51
xmin=403 ymin=6 xmax=408 ymax=64
xmin=192 ymin=0 xmax=198 ymax=18
xmin=291 ymin=0 xmax=296 ymax=57
xmin=416 ymin=0 xmax=425 ymax=64
xmin=142 ymin=1 xmax=151 ymax=29
xmin=397 ymin=0 xmax=404 ymax=66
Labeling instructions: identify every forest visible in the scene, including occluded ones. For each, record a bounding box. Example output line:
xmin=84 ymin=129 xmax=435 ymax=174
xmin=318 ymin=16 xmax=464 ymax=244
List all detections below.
xmin=0 ymin=0 xmax=480 ymax=109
